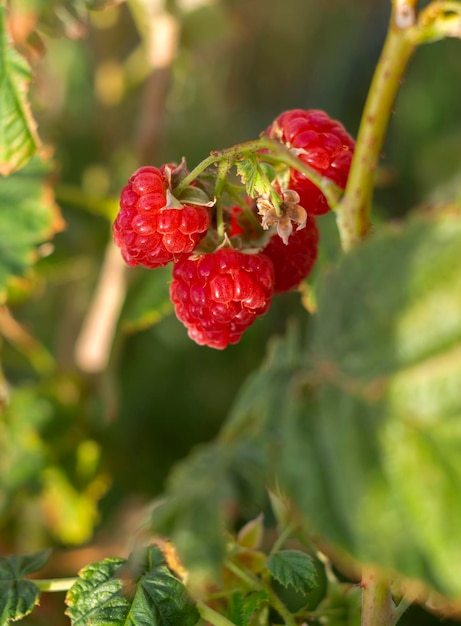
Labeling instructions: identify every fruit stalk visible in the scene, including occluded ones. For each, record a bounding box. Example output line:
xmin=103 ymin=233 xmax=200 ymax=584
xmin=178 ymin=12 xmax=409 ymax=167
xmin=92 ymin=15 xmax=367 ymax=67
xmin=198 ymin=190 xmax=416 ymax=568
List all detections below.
xmin=335 ymin=7 xmax=416 ymax=251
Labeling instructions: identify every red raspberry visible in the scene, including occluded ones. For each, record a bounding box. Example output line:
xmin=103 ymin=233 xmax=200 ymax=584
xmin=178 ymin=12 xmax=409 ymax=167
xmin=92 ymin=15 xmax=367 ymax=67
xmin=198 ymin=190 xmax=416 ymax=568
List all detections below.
xmin=113 ymin=166 xmax=210 ymax=269
xmin=261 ymin=216 xmax=319 ymax=293
xmin=170 ymin=248 xmax=274 ymax=349
xmin=266 ymin=109 xmax=355 ymax=215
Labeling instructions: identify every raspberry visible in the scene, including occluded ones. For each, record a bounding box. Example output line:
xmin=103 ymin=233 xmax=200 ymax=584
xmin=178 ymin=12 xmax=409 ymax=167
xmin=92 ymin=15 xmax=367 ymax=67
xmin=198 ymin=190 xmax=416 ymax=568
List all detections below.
xmin=170 ymin=248 xmax=274 ymax=349
xmin=261 ymin=216 xmax=319 ymax=293
xmin=266 ymin=109 xmax=355 ymax=215
xmin=113 ymin=166 xmax=210 ymax=269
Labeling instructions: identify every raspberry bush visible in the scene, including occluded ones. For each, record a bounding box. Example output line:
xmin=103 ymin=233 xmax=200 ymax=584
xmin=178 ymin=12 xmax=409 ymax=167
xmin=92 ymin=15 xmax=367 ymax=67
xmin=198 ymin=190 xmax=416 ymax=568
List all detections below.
xmin=2 ymin=2 xmax=461 ymax=626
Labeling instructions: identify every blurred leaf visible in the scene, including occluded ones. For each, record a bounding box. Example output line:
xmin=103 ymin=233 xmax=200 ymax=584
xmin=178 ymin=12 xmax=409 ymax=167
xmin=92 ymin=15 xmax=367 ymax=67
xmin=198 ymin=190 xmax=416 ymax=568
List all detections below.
xmin=0 ymin=5 xmax=41 ymax=175
xmin=281 ymin=207 xmax=461 ymax=597
xmin=41 ymin=466 xmax=109 ymax=545
xmin=151 ymin=441 xmax=267 ymax=582
xmin=237 ymin=513 xmax=264 ymax=550
xmin=0 ymin=550 xmax=50 ymax=625
xmin=315 ymin=583 xmax=362 ymax=626
xmin=0 ymin=157 xmax=62 ymax=300
xmin=85 ymin=0 xmax=123 ymax=9
xmin=148 ymin=325 xmax=304 ymax=581
xmin=220 ymin=323 xmax=304 ymax=443
xmin=228 ymin=590 xmax=268 ymax=626
xmin=65 ymin=547 xmax=199 ymax=626
xmin=267 ymin=550 xmax=317 ymax=595
xmin=0 ymin=386 xmax=51 ymax=516
xmin=121 ymin=267 xmax=173 ymax=333
xmin=37 ymin=1 xmax=87 ymax=38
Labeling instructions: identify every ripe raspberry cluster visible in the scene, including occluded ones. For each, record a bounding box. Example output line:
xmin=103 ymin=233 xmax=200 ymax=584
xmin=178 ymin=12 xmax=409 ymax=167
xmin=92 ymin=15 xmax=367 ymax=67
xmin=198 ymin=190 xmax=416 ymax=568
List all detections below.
xmin=113 ymin=109 xmax=354 ymax=348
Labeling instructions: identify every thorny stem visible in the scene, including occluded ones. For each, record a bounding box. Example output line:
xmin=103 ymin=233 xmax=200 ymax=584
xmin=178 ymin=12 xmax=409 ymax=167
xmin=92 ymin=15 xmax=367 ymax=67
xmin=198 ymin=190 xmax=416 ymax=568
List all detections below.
xmin=335 ymin=5 xmax=416 ymax=251
xmin=361 ymin=567 xmax=396 ymax=626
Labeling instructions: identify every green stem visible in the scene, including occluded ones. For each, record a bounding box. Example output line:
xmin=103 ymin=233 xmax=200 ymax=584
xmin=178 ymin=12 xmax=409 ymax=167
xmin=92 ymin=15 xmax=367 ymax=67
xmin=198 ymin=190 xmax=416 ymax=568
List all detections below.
xmin=174 ymin=137 xmax=343 ymax=212
xmin=258 ymin=138 xmax=344 ymax=209
xmin=215 ymin=160 xmax=232 ymax=239
xmin=225 ymin=561 xmax=296 ymax=626
xmin=393 ymin=596 xmax=412 ymax=623
xmin=335 ymin=9 xmax=416 ymax=251
xmin=174 ymin=154 xmax=218 ymax=194
xmin=361 ymin=568 xmax=396 ymax=626
xmin=33 ymin=578 xmax=78 ymax=592
xmin=197 ymin=601 xmax=238 ymax=626
xmin=269 ymin=523 xmax=296 ymax=555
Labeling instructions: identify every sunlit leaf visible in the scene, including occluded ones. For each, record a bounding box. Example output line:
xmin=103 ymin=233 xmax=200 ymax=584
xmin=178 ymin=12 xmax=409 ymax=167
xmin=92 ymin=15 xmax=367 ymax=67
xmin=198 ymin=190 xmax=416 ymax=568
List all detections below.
xmin=41 ymin=466 xmax=109 ymax=545
xmin=0 ymin=386 xmax=51 ymax=516
xmin=66 ymin=546 xmax=199 ymax=626
xmin=281 ymin=207 xmax=461 ymax=597
xmin=0 ymin=5 xmax=41 ymax=175
xmin=236 ymin=158 xmax=276 ymax=199
xmin=0 ymin=550 xmax=50 ymax=625
xmin=0 ymin=157 xmax=62 ymax=300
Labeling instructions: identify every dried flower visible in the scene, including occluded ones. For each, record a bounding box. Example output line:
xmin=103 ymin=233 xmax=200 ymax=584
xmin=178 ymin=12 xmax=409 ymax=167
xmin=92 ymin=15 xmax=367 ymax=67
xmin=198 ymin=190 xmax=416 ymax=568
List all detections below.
xmin=256 ymin=190 xmax=307 ymax=244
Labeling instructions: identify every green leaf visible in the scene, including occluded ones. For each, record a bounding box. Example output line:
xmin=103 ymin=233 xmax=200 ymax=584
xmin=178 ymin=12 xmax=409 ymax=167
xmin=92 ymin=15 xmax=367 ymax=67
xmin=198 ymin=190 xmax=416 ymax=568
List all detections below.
xmin=237 ymin=514 xmax=264 ymax=550
xmin=149 ymin=325 xmax=304 ymax=586
xmin=0 ymin=550 xmax=50 ymax=625
xmin=121 ymin=267 xmax=173 ymax=333
xmin=0 ymin=157 xmax=61 ymax=300
xmin=0 ymin=5 xmax=41 ymax=175
xmin=65 ymin=547 xmax=199 ymax=626
xmin=228 ymin=590 xmax=268 ymax=626
xmin=65 ymin=557 xmax=127 ymax=625
xmin=281 ymin=207 xmax=461 ymax=597
xmin=267 ymin=550 xmax=317 ymax=595
xmin=0 ymin=386 xmax=51 ymax=516
xmin=236 ymin=158 xmax=276 ymax=199
xmin=151 ymin=441 xmax=267 ymax=582
xmin=175 ymin=186 xmax=214 ymax=207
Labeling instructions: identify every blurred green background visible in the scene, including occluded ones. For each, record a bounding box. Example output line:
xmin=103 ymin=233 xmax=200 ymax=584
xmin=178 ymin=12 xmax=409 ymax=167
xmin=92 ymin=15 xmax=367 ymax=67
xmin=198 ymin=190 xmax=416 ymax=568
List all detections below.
xmin=1 ymin=0 xmax=461 ymax=623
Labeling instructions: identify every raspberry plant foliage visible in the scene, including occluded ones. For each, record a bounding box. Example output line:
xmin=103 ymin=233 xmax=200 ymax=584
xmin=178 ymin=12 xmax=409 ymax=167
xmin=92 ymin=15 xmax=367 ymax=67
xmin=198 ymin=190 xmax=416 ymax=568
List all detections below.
xmin=2 ymin=1 xmax=461 ymax=626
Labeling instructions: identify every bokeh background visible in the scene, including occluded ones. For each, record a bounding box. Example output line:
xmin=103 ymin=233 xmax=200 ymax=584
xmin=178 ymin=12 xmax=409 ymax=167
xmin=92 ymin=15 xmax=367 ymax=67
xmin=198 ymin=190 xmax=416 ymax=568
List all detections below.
xmin=2 ymin=0 xmax=461 ymax=623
